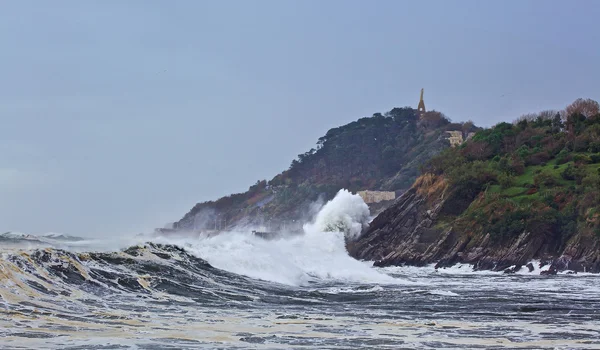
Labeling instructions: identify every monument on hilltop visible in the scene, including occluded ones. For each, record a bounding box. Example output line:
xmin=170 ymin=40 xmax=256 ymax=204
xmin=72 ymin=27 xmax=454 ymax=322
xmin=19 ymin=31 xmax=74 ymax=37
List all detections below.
xmin=417 ymin=88 xmax=426 ymax=115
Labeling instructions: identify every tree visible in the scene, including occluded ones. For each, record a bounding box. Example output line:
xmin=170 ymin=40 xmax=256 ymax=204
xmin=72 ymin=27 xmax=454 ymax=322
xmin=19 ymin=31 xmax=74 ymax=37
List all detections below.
xmin=514 ymin=113 xmax=539 ymax=124
xmin=419 ymin=110 xmax=450 ymax=129
xmin=564 ymin=98 xmax=600 ymax=119
xmin=551 ymin=113 xmax=564 ymax=133
xmin=565 ymin=113 xmax=588 ymax=137
xmin=462 ymin=120 xmax=477 ymax=133
xmin=514 ymin=110 xmax=557 ymax=127
xmin=539 ymin=110 xmax=559 ymax=120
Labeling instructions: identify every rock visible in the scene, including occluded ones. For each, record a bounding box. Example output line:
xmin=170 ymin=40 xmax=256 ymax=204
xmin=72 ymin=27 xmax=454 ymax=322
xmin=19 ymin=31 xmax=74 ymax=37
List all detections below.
xmin=526 ymin=263 xmax=534 ymax=272
xmin=592 ymin=261 xmax=600 ymax=273
xmin=567 ymin=260 xmax=585 ymax=273
xmin=502 ymin=265 xmax=522 ymax=274
xmin=541 ymin=267 xmax=557 ymax=275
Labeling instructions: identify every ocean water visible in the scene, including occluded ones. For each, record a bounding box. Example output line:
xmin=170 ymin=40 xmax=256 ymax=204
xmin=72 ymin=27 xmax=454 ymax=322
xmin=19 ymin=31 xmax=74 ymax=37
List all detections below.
xmin=1 ymin=191 xmax=599 ymax=349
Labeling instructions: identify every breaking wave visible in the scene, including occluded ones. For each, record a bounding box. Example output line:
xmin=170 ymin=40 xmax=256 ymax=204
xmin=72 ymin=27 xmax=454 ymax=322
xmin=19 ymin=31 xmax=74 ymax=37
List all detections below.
xmin=0 ymin=188 xmax=398 ymax=313
xmin=156 ymin=229 xmax=396 ymax=286
xmin=168 ymin=189 xmax=390 ymax=285
xmin=304 ymin=189 xmax=370 ymax=240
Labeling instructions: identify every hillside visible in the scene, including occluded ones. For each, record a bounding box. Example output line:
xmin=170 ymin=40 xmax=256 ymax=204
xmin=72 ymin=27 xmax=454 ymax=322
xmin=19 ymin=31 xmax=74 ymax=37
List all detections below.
xmin=349 ymin=98 xmax=600 ymax=274
xmin=172 ymin=107 xmax=478 ymax=232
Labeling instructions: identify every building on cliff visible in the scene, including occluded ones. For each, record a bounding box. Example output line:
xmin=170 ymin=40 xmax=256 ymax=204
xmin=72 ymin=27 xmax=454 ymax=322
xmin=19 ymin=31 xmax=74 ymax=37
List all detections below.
xmin=357 ymin=190 xmax=396 ymax=204
xmin=445 ymin=131 xmax=464 ymax=147
xmin=445 ymin=131 xmax=477 ymax=147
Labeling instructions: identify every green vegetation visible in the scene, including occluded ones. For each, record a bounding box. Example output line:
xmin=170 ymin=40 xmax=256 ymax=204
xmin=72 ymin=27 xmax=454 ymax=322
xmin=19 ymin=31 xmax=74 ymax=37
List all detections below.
xmin=273 ymin=108 xmax=477 ymax=191
xmin=425 ymin=99 xmax=600 ymax=243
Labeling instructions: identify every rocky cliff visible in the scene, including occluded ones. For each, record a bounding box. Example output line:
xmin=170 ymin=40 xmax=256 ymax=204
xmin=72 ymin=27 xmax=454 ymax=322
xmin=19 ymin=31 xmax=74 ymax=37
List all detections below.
xmin=348 ymin=173 xmax=600 ymax=274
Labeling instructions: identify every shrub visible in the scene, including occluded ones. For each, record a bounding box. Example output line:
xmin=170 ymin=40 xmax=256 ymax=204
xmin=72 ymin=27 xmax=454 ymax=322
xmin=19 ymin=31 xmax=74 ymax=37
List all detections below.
xmin=555 ymin=149 xmax=571 ymax=165
xmin=534 ymin=170 xmax=557 ymax=188
xmin=498 ymin=173 xmax=514 ymax=189
xmin=489 ymin=209 xmax=528 ymax=240
xmin=573 ymin=136 xmax=591 ymax=152
xmin=573 ymin=154 xmax=592 ymax=164
xmin=582 ymin=172 xmax=600 ymax=189
xmin=509 ymin=158 xmax=526 ymax=175
xmin=496 ymin=157 xmax=510 ymax=173
xmin=527 ymin=151 xmax=550 ymax=165
xmin=560 ymin=164 xmax=586 ymax=185
xmin=517 ymin=145 xmax=530 ymax=159
xmin=561 ymin=164 xmax=578 ymax=181
xmin=589 ymin=142 xmax=600 ymax=153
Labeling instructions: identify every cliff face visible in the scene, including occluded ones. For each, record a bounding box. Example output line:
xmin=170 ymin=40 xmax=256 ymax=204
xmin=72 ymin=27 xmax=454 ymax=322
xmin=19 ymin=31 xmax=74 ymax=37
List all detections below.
xmin=348 ymin=174 xmax=600 ymax=274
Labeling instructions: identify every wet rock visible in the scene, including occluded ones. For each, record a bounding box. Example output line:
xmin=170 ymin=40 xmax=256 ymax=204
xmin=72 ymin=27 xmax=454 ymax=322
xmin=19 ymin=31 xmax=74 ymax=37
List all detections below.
xmin=541 ymin=267 xmax=557 ymax=275
xmin=348 ymin=174 xmax=600 ymax=274
xmin=503 ymin=265 xmax=522 ymax=274
xmin=567 ymin=260 xmax=585 ymax=273
xmin=526 ymin=263 xmax=534 ymax=272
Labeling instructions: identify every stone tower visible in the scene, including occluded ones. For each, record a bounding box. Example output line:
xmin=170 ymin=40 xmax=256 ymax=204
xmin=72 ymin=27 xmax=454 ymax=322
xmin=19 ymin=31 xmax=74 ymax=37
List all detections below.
xmin=417 ymin=88 xmax=426 ymax=115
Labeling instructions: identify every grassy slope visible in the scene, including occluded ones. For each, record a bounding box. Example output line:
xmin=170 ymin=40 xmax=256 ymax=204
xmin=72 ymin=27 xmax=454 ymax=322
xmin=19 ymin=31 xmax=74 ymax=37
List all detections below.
xmin=425 ymin=112 xmax=600 ymax=249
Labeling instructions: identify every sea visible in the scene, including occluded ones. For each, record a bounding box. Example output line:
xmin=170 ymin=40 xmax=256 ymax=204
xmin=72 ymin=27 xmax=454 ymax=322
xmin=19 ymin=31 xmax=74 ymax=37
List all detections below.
xmin=1 ymin=191 xmax=599 ymax=349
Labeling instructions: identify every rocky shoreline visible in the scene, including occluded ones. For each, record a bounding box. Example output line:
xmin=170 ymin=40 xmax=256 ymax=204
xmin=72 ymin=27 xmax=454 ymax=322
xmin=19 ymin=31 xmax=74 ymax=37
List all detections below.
xmin=347 ymin=175 xmax=600 ymax=275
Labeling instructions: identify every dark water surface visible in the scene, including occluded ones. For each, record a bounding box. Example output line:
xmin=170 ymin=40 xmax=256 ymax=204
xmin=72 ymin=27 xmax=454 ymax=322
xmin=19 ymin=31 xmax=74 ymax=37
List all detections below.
xmin=1 ymin=239 xmax=599 ymax=349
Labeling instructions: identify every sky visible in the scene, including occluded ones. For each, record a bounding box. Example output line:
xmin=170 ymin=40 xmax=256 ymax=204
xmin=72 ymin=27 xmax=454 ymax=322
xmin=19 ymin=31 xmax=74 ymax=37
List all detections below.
xmin=1 ymin=0 xmax=599 ymax=237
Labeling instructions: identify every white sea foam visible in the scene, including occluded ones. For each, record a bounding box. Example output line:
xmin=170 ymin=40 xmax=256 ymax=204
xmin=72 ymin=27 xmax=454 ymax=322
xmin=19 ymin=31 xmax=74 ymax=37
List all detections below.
xmin=319 ymin=285 xmax=385 ymax=294
xmin=430 ymin=289 xmax=459 ymax=296
xmin=303 ymin=189 xmax=370 ymax=241
xmin=156 ymin=228 xmax=400 ymax=286
xmin=151 ymin=189 xmax=399 ymax=286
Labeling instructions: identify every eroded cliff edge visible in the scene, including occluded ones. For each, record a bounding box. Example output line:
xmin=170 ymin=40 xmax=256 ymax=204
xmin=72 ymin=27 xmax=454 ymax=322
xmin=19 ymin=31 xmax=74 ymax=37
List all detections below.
xmin=348 ymin=174 xmax=600 ymax=274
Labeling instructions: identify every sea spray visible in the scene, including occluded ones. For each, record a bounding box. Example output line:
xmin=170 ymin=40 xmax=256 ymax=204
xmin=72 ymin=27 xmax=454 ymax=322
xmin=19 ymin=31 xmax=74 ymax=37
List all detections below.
xmin=151 ymin=190 xmax=395 ymax=286
xmin=303 ymin=189 xmax=370 ymax=240
xmin=160 ymin=229 xmax=398 ymax=286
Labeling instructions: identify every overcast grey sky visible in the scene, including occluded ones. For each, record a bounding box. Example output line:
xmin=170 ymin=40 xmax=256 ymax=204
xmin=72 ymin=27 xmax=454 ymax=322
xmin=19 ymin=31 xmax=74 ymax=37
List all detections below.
xmin=1 ymin=0 xmax=599 ymax=237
